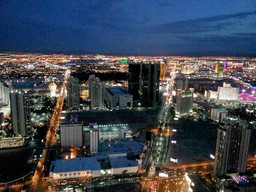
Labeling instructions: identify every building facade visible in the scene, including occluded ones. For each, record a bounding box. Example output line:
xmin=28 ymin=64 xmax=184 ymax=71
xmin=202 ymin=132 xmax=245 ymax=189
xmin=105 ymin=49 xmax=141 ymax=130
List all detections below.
xmin=105 ymin=87 xmax=133 ymax=109
xmin=88 ymin=75 xmax=104 ymax=109
xmin=128 ymin=62 xmax=160 ymax=107
xmin=60 ymin=123 xmax=83 ymax=147
xmin=10 ymin=91 xmax=30 ymax=136
xmin=213 ymin=119 xmax=251 ymax=177
xmin=176 ymin=91 xmax=193 ymax=116
xmin=0 ymin=82 xmax=11 ymax=105
xmin=67 ymin=77 xmax=80 ymax=110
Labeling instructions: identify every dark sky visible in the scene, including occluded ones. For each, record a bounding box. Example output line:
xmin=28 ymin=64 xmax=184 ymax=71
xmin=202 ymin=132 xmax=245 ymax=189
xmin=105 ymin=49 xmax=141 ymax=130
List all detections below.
xmin=0 ymin=0 xmax=256 ymax=55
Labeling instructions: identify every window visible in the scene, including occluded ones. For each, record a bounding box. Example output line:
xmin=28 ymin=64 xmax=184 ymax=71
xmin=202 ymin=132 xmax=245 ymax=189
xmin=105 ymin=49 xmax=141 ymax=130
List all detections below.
xmin=60 ymin=174 xmax=63 ymax=177
xmin=73 ymin=173 xmax=76 ymax=175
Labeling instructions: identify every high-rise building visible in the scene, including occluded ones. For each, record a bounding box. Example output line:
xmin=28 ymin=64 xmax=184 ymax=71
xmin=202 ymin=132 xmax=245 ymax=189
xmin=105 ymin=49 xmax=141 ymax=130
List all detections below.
xmin=218 ymin=83 xmax=239 ymax=101
xmin=10 ymin=91 xmax=30 ymax=136
xmin=213 ymin=119 xmax=251 ymax=177
xmin=215 ymin=62 xmax=224 ymax=77
xmin=88 ymin=75 xmax=104 ymax=109
xmin=159 ymin=62 xmax=166 ymax=80
xmin=60 ymin=123 xmax=83 ymax=147
xmin=67 ymin=77 xmax=80 ymax=110
xmin=176 ymin=91 xmax=193 ymax=116
xmin=128 ymin=62 xmax=160 ymax=107
xmin=175 ymin=75 xmax=188 ymax=93
xmin=0 ymin=82 xmax=11 ymax=105
xmin=90 ymin=128 xmax=99 ymax=155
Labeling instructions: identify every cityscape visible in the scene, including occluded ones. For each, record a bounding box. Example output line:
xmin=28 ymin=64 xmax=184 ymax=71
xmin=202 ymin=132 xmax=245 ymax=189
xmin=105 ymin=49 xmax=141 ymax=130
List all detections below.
xmin=0 ymin=1 xmax=256 ymax=192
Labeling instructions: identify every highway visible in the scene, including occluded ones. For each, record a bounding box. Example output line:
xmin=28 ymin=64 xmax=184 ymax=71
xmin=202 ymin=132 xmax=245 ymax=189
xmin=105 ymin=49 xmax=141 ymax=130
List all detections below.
xmin=31 ymin=70 xmax=70 ymax=191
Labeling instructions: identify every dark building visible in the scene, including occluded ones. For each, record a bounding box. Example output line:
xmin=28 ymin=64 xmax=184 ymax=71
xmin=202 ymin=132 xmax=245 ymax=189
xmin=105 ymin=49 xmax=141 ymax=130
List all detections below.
xmin=67 ymin=77 xmax=80 ymax=110
xmin=213 ymin=119 xmax=251 ymax=177
xmin=10 ymin=91 xmax=30 ymax=136
xmin=175 ymin=75 xmax=188 ymax=93
xmin=128 ymin=62 xmax=160 ymax=107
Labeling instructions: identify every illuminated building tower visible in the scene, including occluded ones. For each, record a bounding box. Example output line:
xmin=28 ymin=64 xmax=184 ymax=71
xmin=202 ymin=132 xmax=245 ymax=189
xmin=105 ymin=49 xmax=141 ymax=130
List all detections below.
xmin=176 ymin=91 xmax=193 ymax=116
xmin=67 ymin=77 xmax=80 ymax=110
xmin=215 ymin=62 xmax=224 ymax=77
xmin=160 ymin=62 xmax=166 ymax=80
xmin=213 ymin=119 xmax=251 ymax=177
xmin=48 ymin=82 xmax=57 ymax=97
xmin=10 ymin=91 xmax=30 ymax=136
xmin=128 ymin=62 xmax=160 ymax=107
xmin=88 ymin=75 xmax=104 ymax=109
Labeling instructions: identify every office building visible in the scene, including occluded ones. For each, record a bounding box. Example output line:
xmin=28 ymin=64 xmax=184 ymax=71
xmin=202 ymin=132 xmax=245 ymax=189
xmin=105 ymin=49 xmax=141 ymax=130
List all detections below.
xmin=128 ymin=62 xmax=160 ymax=107
xmin=88 ymin=75 xmax=104 ymax=109
xmin=176 ymin=91 xmax=193 ymax=116
xmin=105 ymin=87 xmax=133 ymax=109
xmin=210 ymin=108 xmax=228 ymax=123
xmin=0 ymin=82 xmax=11 ymax=105
xmin=67 ymin=77 xmax=80 ymax=110
xmin=10 ymin=91 xmax=30 ymax=136
xmin=60 ymin=123 xmax=83 ymax=147
xmin=213 ymin=119 xmax=251 ymax=177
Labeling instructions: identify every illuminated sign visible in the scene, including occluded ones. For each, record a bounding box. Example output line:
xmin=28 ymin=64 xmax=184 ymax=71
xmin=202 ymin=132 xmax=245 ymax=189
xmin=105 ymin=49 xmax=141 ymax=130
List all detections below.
xmin=121 ymin=60 xmax=127 ymax=64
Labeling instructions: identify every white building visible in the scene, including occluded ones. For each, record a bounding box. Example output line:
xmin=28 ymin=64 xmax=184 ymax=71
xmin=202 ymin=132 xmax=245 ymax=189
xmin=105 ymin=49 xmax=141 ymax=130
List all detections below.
xmin=49 ymin=154 xmax=138 ymax=180
xmin=50 ymin=157 xmax=101 ymax=180
xmin=218 ymin=83 xmax=239 ymax=101
xmin=60 ymin=123 xmax=83 ymax=147
xmin=0 ymin=82 xmax=11 ymax=105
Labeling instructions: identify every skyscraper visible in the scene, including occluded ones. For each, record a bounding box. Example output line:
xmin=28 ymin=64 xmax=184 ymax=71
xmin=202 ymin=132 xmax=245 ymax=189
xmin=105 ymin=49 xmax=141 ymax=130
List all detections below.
xmin=10 ymin=91 xmax=30 ymax=136
xmin=0 ymin=82 xmax=11 ymax=105
xmin=176 ymin=91 xmax=193 ymax=116
xmin=128 ymin=62 xmax=160 ymax=107
xmin=67 ymin=77 xmax=80 ymax=110
xmin=175 ymin=75 xmax=188 ymax=93
xmin=88 ymin=75 xmax=104 ymax=109
xmin=213 ymin=119 xmax=251 ymax=177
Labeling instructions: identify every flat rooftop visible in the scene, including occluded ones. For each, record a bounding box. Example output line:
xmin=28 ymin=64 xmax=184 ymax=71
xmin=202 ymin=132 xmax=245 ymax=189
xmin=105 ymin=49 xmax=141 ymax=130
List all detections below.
xmin=110 ymin=156 xmax=138 ymax=168
xmin=50 ymin=157 xmax=101 ymax=173
xmin=107 ymin=87 xmax=130 ymax=96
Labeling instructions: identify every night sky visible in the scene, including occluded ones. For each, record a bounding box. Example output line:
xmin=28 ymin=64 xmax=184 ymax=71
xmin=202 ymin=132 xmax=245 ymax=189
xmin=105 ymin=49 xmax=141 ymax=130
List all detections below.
xmin=0 ymin=0 xmax=256 ymax=55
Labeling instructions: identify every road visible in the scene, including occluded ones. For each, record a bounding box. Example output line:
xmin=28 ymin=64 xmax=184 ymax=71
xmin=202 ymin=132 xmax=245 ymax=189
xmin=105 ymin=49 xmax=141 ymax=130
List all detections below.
xmin=30 ymin=70 xmax=70 ymax=191
xmin=141 ymin=74 xmax=176 ymax=191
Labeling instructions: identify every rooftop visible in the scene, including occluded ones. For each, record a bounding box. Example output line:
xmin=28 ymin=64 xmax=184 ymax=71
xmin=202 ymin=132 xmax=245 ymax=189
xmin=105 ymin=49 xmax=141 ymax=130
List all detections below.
xmin=107 ymin=87 xmax=130 ymax=96
xmin=50 ymin=157 xmax=101 ymax=173
xmin=109 ymin=156 xmax=138 ymax=168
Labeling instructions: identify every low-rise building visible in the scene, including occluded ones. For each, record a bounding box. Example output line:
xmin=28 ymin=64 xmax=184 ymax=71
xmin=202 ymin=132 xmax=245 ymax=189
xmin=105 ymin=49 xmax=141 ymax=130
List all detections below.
xmin=105 ymin=87 xmax=133 ymax=109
